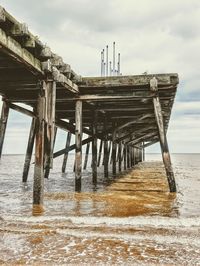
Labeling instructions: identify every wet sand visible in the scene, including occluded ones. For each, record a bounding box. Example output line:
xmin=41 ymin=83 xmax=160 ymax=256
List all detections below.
xmin=0 ymin=155 xmax=200 ymax=265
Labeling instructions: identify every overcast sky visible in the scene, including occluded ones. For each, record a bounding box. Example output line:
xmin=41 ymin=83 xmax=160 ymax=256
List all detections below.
xmin=0 ymin=0 xmax=200 ymax=154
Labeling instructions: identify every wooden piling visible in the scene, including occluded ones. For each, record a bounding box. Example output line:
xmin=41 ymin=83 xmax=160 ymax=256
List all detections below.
xmin=97 ymin=139 xmax=103 ymax=167
xmin=103 ymin=116 xmax=109 ymax=178
xmin=44 ymin=80 xmax=56 ymax=170
xmin=127 ymin=146 xmax=130 ymax=168
xmin=44 ymin=127 xmax=57 ymax=179
xmin=75 ymin=100 xmax=82 ymax=191
xmin=62 ymin=131 xmax=72 ymax=173
xmin=118 ymin=141 xmax=122 ymax=172
xmin=112 ymin=126 xmax=117 ymax=176
xmin=123 ymin=144 xmax=127 ymax=170
xmin=153 ymin=95 xmax=176 ymax=192
xmin=92 ymin=111 xmax=98 ymax=184
xmin=142 ymin=142 xmax=145 ymax=161
xmin=0 ymin=100 xmax=9 ymax=158
xmin=83 ymin=141 xmax=90 ymax=170
xmin=33 ymin=88 xmax=45 ymax=205
xmin=130 ymin=147 xmax=133 ymax=167
xmin=108 ymin=141 xmax=112 ymax=164
xmin=22 ymin=117 xmax=36 ymax=182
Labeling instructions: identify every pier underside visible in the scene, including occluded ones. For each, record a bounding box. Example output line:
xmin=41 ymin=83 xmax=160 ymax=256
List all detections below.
xmin=0 ymin=6 xmax=179 ymax=206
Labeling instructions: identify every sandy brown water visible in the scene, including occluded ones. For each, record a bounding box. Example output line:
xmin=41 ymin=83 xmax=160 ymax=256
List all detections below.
xmin=0 ymin=154 xmax=200 ymax=265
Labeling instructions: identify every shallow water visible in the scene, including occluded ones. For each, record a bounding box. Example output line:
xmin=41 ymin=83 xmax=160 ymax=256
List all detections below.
xmin=0 ymin=153 xmax=200 ymax=265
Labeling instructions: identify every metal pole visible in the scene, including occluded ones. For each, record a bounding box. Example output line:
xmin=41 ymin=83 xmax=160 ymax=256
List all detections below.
xmin=101 ymin=51 xmax=103 ymax=77
xmin=118 ymin=53 xmax=120 ymax=76
xmin=102 ymin=49 xmax=105 ymax=77
xmin=106 ymin=45 xmax=108 ymax=77
xmin=113 ymin=41 xmax=115 ymax=74
xmin=109 ymin=61 xmax=112 ymax=76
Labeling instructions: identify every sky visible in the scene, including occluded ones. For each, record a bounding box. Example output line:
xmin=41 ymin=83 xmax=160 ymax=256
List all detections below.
xmin=0 ymin=0 xmax=200 ymax=154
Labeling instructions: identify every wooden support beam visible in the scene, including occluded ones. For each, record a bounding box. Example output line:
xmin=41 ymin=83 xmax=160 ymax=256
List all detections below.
xmin=116 ymin=114 xmax=152 ymax=132
xmin=143 ymin=139 xmax=159 ymax=148
xmin=109 ymin=141 xmax=112 ymax=164
xmin=75 ymin=100 xmax=82 ymax=191
xmin=103 ymin=116 xmax=109 ymax=178
xmin=0 ymin=100 xmax=9 ymax=158
xmin=0 ymin=28 xmax=42 ymax=74
xmin=123 ymin=145 xmax=127 ymax=170
xmin=92 ymin=111 xmax=98 ymax=184
xmin=80 ymin=74 xmax=179 ymax=88
xmin=97 ymin=139 xmax=103 ymax=167
xmin=139 ymin=143 xmax=142 ymax=162
xmin=44 ymin=127 xmax=57 ymax=179
xmin=51 ymin=66 xmax=79 ymax=94
xmin=142 ymin=141 xmax=145 ymax=161
xmin=118 ymin=141 xmax=122 ymax=172
xmin=83 ymin=141 xmax=90 ymax=170
xmin=130 ymin=147 xmax=133 ymax=167
xmin=8 ymin=102 xmax=35 ymax=117
xmin=44 ymin=80 xmax=56 ymax=172
xmin=53 ymin=136 xmax=92 ymax=158
xmin=153 ymin=94 xmax=176 ymax=192
xmin=112 ymin=125 xmax=117 ymax=176
xmin=127 ymin=146 xmax=130 ymax=168
xmin=33 ymin=88 xmax=45 ymax=205
xmin=115 ymin=126 xmax=156 ymax=143
xmin=132 ymin=147 xmax=135 ymax=166
xmin=127 ymin=131 xmax=157 ymax=146
xmin=22 ymin=117 xmax=36 ymax=182
xmin=62 ymin=132 xmax=72 ymax=173
xmin=7 ymin=102 xmax=92 ymax=138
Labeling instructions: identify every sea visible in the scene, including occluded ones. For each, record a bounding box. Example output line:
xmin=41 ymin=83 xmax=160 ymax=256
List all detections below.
xmin=0 ymin=153 xmax=199 ymax=265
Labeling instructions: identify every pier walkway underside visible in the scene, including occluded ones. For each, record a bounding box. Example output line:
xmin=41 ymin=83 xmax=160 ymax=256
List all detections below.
xmin=0 ymin=6 xmax=179 ymax=206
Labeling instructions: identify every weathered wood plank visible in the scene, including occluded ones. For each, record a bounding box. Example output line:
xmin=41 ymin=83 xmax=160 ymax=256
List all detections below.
xmin=33 ymin=89 xmax=45 ymax=205
xmin=75 ymin=100 xmax=82 ymax=191
xmin=0 ymin=100 xmax=9 ymax=158
xmin=0 ymin=28 xmax=42 ymax=74
xmin=116 ymin=126 xmax=156 ymax=143
xmin=22 ymin=117 xmax=36 ymax=182
xmin=153 ymin=95 xmax=176 ymax=192
xmin=123 ymin=145 xmax=127 ymax=170
xmin=44 ymin=80 xmax=56 ymax=171
xmin=83 ymin=141 xmax=90 ymax=170
xmin=118 ymin=141 xmax=122 ymax=172
xmin=97 ymin=139 xmax=103 ymax=167
xmin=92 ymin=111 xmax=98 ymax=184
xmin=80 ymin=74 xmax=179 ymax=88
xmin=62 ymin=132 xmax=72 ymax=173
xmin=103 ymin=116 xmax=109 ymax=178
xmin=112 ymin=125 xmax=117 ymax=175
xmin=44 ymin=126 xmax=57 ymax=179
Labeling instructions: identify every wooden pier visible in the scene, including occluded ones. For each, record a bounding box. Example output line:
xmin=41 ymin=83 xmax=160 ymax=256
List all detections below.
xmin=0 ymin=6 xmax=179 ymax=207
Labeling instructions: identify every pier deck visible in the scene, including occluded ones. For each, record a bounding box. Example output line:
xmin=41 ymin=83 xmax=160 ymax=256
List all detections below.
xmin=0 ymin=6 xmax=179 ymax=207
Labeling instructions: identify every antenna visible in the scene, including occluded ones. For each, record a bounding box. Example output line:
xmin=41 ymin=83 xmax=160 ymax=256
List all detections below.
xmin=100 ymin=42 xmax=121 ymax=76
xmin=102 ymin=49 xmax=105 ymax=77
xmin=117 ymin=53 xmax=120 ymax=75
xmin=101 ymin=51 xmax=103 ymax=76
xmin=109 ymin=61 xmax=112 ymax=76
xmin=106 ymin=45 xmax=108 ymax=76
xmin=113 ymin=41 xmax=115 ymax=74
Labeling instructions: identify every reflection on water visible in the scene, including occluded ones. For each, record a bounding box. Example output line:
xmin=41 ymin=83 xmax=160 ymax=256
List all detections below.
xmin=0 ymin=153 xmax=200 ymax=264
